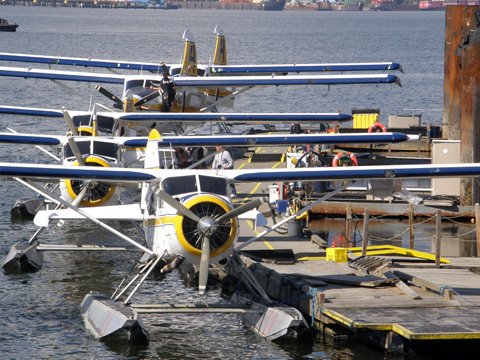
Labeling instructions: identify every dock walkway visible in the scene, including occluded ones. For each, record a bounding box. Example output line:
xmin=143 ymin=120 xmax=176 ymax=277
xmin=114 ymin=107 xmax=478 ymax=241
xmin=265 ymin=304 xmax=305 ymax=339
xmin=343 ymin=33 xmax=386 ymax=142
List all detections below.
xmin=233 ymin=212 xmax=480 ymax=354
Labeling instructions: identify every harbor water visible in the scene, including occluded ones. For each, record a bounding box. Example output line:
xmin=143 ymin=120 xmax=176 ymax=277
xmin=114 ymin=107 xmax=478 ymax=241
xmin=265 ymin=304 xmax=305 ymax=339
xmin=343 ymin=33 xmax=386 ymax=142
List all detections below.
xmin=0 ymin=7 xmax=447 ymax=359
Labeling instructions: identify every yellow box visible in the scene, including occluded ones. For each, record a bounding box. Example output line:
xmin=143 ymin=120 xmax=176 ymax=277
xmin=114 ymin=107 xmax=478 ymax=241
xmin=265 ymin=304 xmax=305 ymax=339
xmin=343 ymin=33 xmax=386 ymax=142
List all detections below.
xmin=353 ymin=114 xmax=379 ymax=129
xmin=326 ymin=247 xmax=348 ymax=263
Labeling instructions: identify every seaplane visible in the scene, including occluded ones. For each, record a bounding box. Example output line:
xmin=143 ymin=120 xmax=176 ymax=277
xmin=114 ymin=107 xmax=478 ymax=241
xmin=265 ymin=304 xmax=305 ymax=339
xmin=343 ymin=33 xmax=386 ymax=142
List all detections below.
xmin=1 ymin=129 xmax=480 ymax=343
xmin=0 ymin=125 xmax=413 ymax=215
xmin=0 ymin=26 xmax=402 ymax=121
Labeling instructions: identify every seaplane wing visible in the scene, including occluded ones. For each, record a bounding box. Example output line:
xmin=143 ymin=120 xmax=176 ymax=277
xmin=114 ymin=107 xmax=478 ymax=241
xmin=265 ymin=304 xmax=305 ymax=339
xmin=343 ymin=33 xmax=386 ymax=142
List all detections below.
xmin=209 ymin=62 xmax=403 ymax=76
xmin=0 ymin=131 xmax=411 ymax=148
xmin=0 ymin=105 xmax=65 ymax=118
xmin=0 ymin=52 xmax=403 ymax=75
xmin=0 ymin=105 xmax=354 ymax=125
xmin=0 ymin=65 xmax=401 ymax=87
xmin=0 ymin=52 xmax=169 ymax=73
xmin=2 ymin=162 xmax=480 ymax=184
xmin=115 ymin=112 xmax=354 ymax=124
xmin=173 ymin=74 xmax=401 ymax=88
xmin=0 ymin=66 xmax=125 ymax=84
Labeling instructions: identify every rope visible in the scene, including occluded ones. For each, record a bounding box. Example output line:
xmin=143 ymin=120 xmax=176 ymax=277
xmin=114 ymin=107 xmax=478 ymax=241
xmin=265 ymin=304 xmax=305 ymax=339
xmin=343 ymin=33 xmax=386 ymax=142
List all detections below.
xmin=439 ymin=286 xmax=477 ymax=306
xmin=308 ymin=288 xmax=322 ymax=327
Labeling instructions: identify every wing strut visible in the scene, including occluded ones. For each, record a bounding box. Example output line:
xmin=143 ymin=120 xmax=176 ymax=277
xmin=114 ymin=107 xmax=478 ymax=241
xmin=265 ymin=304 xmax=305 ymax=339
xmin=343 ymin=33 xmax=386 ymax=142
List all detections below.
xmin=235 ymin=181 xmax=354 ymax=251
xmin=199 ymin=86 xmax=253 ymax=113
xmin=15 ymin=177 xmax=154 ymax=256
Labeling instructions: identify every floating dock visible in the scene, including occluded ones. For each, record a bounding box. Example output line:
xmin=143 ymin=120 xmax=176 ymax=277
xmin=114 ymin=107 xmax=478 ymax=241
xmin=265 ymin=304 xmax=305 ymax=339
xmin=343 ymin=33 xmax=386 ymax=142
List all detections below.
xmin=226 ymin=138 xmax=480 ymax=355
xmin=229 ymin=212 xmax=480 ymax=355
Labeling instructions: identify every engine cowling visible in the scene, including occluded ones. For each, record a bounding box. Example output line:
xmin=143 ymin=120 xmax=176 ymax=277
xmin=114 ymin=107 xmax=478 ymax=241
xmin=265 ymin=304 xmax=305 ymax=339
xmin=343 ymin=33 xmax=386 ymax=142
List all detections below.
xmin=61 ymin=156 xmax=119 ymax=207
xmin=153 ymin=194 xmax=238 ymax=266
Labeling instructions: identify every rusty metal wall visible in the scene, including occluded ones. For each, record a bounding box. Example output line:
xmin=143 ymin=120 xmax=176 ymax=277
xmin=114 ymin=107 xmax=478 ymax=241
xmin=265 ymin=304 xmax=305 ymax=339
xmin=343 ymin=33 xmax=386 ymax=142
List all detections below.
xmin=444 ymin=6 xmax=480 ymax=205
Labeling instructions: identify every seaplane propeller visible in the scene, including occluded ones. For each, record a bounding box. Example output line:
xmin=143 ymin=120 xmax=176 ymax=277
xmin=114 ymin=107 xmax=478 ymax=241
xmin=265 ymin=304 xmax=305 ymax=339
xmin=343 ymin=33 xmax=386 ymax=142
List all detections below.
xmin=95 ymin=85 xmax=124 ymax=109
xmin=65 ymin=135 xmax=115 ymax=207
xmin=133 ymin=90 xmax=162 ymax=108
xmin=158 ymin=190 xmax=265 ymax=294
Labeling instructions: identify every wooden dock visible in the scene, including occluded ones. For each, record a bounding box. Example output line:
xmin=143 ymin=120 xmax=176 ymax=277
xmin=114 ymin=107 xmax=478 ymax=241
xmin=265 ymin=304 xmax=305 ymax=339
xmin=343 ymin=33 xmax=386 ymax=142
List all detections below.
xmin=227 ymin=145 xmax=480 ymax=355
xmin=228 ymin=212 xmax=480 ymax=355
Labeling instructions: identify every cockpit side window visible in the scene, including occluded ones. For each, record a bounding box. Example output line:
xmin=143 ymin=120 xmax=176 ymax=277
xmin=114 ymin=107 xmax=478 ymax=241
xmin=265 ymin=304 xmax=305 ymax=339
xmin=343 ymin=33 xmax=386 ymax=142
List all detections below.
xmin=125 ymin=80 xmax=145 ymax=91
xmin=199 ymin=176 xmax=227 ymax=197
xmin=170 ymin=68 xmax=181 ymax=76
xmin=92 ymin=142 xmax=119 ymax=159
xmin=65 ymin=141 xmax=91 ymax=158
xmin=162 ymin=176 xmax=197 ymax=196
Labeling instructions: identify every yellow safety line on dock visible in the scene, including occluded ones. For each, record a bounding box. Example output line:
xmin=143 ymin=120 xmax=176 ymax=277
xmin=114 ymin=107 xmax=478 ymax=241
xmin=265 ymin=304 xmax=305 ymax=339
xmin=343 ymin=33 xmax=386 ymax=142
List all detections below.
xmin=348 ymin=245 xmax=450 ymax=264
xmin=321 ymin=307 xmax=480 ymax=340
xmin=246 ymin=220 xmax=273 ymax=250
xmin=237 ymin=163 xmax=246 ymax=170
xmin=241 ymin=182 xmax=261 ymax=204
xmin=297 ymin=257 xmax=326 ymax=261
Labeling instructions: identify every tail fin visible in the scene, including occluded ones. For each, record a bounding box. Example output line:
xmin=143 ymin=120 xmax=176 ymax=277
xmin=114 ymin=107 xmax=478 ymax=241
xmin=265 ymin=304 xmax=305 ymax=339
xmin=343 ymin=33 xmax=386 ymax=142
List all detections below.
xmin=144 ymin=129 xmax=164 ymax=169
xmin=180 ymin=29 xmax=197 ymax=76
xmin=212 ymin=25 xmax=227 ymax=66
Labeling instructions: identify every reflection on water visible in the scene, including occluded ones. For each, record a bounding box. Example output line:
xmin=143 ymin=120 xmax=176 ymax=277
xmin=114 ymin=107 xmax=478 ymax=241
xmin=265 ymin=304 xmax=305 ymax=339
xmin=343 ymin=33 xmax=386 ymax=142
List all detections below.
xmin=310 ymin=216 xmax=477 ymax=257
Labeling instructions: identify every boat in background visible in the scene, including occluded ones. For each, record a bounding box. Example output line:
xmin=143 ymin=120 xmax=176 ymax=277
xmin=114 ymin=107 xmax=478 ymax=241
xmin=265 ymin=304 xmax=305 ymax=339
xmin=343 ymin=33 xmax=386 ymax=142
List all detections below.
xmin=257 ymin=0 xmax=287 ymax=10
xmin=370 ymin=0 xmax=419 ymax=10
xmin=0 ymin=19 xmax=19 ymax=32
xmin=332 ymin=1 xmax=364 ymax=11
xmin=419 ymin=0 xmax=480 ymax=10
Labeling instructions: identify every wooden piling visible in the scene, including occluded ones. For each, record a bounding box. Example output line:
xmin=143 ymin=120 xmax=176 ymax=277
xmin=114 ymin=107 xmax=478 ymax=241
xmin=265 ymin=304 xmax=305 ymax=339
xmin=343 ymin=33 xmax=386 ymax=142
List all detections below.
xmin=476 ymin=203 xmax=480 ymax=257
xmin=435 ymin=210 xmax=442 ymax=268
xmin=346 ymin=202 xmax=352 ymax=247
xmin=409 ymin=203 xmax=414 ymax=250
xmin=362 ymin=208 xmax=369 ymax=256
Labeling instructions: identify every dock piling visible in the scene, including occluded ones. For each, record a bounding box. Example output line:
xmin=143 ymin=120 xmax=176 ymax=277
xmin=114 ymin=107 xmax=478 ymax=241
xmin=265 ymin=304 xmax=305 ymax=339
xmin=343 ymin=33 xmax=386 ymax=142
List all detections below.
xmin=409 ymin=203 xmax=414 ymax=249
xmin=476 ymin=203 xmax=480 ymax=257
xmin=435 ymin=209 xmax=442 ymax=268
xmin=346 ymin=202 xmax=352 ymax=247
xmin=362 ymin=208 xmax=369 ymax=256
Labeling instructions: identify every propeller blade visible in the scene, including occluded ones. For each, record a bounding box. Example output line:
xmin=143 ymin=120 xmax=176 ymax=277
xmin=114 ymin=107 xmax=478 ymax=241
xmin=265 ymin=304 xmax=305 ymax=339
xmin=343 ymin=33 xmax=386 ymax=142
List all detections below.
xmin=62 ymin=107 xmax=78 ymax=136
xmin=161 ymin=61 xmax=170 ymax=76
xmin=57 ymin=183 xmax=90 ymax=227
xmin=158 ymin=190 xmax=201 ymax=223
xmin=133 ymin=91 xmax=161 ymax=107
xmin=95 ymin=86 xmax=123 ymax=107
xmin=198 ymin=236 xmax=210 ymax=295
xmin=67 ymin=136 xmax=86 ymax=166
xmin=215 ymin=197 xmax=266 ymax=225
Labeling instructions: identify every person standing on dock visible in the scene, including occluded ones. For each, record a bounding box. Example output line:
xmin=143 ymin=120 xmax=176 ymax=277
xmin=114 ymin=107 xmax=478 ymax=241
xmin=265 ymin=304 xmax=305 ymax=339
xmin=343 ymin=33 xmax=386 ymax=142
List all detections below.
xmin=212 ymin=146 xmax=236 ymax=197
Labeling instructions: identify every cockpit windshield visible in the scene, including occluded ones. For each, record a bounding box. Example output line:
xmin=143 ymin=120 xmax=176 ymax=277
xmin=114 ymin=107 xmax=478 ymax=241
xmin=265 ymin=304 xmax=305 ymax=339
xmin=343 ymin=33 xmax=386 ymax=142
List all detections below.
xmin=65 ymin=141 xmax=118 ymax=160
xmin=199 ymin=176 xmax=227 ymax=197
xmin=163 ymin=176 xmax=197 ymax=196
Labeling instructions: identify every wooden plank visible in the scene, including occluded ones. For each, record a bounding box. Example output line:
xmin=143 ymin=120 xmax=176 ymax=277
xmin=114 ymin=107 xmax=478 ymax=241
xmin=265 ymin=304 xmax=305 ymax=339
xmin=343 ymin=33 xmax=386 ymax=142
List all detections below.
xmin=383 ymin=270 xmax=422 ymax=300
xmin=312 ymin=274 xmax=396 ymax=288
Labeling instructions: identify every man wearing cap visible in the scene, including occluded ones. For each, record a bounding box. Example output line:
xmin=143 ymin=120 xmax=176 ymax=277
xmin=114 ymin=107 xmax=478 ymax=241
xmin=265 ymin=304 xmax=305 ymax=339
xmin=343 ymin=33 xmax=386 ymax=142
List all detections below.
xmin=150 ymin=72 xmax=176 ymax=112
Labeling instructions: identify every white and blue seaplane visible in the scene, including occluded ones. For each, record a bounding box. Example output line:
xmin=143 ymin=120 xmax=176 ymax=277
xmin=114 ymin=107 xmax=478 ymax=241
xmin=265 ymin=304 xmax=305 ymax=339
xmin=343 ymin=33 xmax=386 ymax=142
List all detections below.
xmin=0 ymin=26 xmax=402 ymax=120
xmin=1 ymin=129 xmax=479 ymax=343
xmin=0 ymin=128 xmax=413 ymax=216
